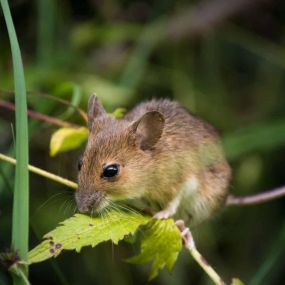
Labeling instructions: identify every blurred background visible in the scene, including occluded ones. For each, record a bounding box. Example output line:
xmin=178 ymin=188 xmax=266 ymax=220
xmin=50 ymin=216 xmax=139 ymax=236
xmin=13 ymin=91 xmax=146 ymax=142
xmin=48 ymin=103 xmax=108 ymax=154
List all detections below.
xmin=1 ymin=0 xmax=285 ymax=284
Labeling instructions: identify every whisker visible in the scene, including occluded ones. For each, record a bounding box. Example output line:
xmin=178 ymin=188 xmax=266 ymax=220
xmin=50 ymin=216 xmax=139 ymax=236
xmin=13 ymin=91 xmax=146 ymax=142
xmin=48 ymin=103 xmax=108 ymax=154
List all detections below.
xmin=65 ymin=199 xmax=76 ymax=216
xmin=33 ymin=192 xmax=67 ymax=215
xmin=60 ymin=197 xmax=72 ymax=217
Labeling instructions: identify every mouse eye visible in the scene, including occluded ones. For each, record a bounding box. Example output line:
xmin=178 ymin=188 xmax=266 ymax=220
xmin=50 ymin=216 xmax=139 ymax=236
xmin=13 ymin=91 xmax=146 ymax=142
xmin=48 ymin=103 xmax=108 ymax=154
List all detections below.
xmin=103 ymin=164 xmax=120 ymax=178
xmin=77 ymin=159 xmax=83 ymax=171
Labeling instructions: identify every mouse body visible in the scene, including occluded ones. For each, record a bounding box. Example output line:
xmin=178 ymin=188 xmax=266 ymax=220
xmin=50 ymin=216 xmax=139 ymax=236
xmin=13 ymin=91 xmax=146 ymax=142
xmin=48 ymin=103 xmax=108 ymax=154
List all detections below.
xmin=76 ymin=96 xmax=231 ymax=226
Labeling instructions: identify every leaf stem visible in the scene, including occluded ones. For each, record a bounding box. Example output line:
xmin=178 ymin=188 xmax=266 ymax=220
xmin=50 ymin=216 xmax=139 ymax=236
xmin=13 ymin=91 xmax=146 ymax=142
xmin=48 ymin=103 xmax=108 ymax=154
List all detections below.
xmin=0 ymin=153 xmax=77 ymax=190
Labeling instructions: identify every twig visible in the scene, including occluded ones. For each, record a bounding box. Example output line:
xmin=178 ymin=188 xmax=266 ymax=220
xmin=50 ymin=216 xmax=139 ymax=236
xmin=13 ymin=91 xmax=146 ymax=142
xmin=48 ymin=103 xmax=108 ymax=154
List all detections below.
xmin=182 ymin=228 xmax=225 ymax=285
xmin=0 ymin=153 xmax=77 ymax=190
xmin=0 ymin=88 xmax=87 ymax=123
xmin=0 ymin=99 xmax=78 ymax=128
xmin=188 ymin=247 xmax=225 ymax=285
xmin=226 ymin=186 xmax=285 ymax=206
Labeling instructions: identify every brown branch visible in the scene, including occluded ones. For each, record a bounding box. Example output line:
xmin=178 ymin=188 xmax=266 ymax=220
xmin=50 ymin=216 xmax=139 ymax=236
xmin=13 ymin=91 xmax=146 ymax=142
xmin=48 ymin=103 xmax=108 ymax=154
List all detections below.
xmin=0 ymin=88 xmax=88 ymax=123
xmin=0 ymin=99 xmax=79 ymax=128
xmin=226 ymin=186 xmax=285 ymax=206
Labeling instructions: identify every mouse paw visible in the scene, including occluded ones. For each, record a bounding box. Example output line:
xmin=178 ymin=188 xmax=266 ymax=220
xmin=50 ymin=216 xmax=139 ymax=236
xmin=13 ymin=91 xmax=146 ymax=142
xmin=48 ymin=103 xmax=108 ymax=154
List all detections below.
xmin=153 ymin=210 xmax=172 ymax=219
xmin=175 ymin=220 xmax=195 ymax=249
xmin=175 ymin=219 xmax=185 ymax=230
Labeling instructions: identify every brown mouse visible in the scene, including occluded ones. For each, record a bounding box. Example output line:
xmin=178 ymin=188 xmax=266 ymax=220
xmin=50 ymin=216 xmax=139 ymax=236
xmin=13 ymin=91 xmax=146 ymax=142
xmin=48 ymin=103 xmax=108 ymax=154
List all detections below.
xmin=76 ymin=95 xmax=231 ymax=226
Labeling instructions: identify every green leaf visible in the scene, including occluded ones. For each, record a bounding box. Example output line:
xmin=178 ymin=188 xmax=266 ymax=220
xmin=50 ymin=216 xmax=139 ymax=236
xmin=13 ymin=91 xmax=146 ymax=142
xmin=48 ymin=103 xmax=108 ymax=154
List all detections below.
xmin=49 ymin=127 xmax=88 ymax=157
xmin=110 ymin=107 xmax=127 ymax=119
xmin=231 ymin=278 xmax=244 ymax=285
xmin=128 ymin=219 xmax=182 ymax=280
xmin=28 ymin=211 xmax=150 ymax=264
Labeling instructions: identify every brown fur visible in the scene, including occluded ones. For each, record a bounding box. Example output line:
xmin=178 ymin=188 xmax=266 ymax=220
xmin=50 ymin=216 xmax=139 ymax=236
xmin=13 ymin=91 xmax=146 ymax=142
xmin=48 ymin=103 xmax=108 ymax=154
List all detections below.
xmin=76 ymin=97 xmax=231 ymax=225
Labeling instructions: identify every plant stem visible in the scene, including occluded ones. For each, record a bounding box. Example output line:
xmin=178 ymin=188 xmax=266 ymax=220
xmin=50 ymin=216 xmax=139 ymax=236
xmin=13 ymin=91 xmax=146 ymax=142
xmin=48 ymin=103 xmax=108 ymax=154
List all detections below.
xmin=226 ymin=186 xmax=285 ymax=206
xmin=0 ymin=99 xmax=78 ymax=128
xmin=13 ymin=268 xmax=31 ymax=285
xmin=182 ymin=229 xmax=225 ymax=285
xmin=0 ymin=88 xmax=88 ymax=123
xmin=0 ymin=153 xmax=77 ymax=190
xmin=188 ymin=247 xmax=225 ymax=285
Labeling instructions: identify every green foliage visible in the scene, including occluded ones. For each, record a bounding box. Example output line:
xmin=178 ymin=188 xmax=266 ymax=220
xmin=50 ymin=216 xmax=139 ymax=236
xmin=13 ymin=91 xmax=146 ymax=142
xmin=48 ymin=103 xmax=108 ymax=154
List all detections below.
xmin=28 ymin=212 xmax=183 ymax=280
xmin=62 ymin=86 xmax=83 ymax=119
xmin=231 ymin=278 xmax=244 ymax=285
xmin=9 ymin=265 xmax=30 ymax=285
xmin=249 ymin=221 xmax=285 ymax=285
xmin=110 ymin=107 xmax=127 ymax=119
xmin=223 ymin=119 xmax=285 ymax=161
xmin=81 ymin=75 xmax=133 ymax=109
xmin=28 ymin=211 xmax=150 ymax=264
xmin=128 ymin=219 xmax=182 ymax=280
xmin=71 ymin=23 xmax=141 ymax=49
xmin=49 ymin=127 xmax=89 ymax=156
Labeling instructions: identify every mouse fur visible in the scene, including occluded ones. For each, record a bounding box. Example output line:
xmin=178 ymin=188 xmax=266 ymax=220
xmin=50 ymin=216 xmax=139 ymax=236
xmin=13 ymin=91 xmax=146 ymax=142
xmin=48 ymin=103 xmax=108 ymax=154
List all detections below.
xmin=76 ymin=96 xmax=231 ymax=225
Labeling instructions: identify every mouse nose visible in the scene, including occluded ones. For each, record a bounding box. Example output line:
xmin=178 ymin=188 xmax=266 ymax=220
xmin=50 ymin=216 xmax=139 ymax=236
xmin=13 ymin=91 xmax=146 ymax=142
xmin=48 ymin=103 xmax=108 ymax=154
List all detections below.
xmin=75 ymin=191 xmax=105 ymax=213
xmin=77 ymin=202 xmax=92 ymax=214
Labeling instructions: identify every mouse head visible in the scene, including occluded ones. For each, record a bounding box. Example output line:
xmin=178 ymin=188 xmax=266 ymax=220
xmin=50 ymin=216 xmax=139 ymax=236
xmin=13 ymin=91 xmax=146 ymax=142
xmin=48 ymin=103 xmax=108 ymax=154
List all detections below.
xmin=76 ymin=95 xmax=165 ymax=214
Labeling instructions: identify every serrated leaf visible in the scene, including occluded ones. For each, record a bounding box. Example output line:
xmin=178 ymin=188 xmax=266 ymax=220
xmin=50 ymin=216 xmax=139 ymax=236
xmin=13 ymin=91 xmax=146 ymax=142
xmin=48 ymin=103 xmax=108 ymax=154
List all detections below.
xmin=128 ymin=219 xmax=182 ymax=280
xmin=231 ymin=278 xmax=244 ymax=285
xmin=49 ymin=127 xmax=88 ymax=157
xmin=28 ymin=211 xmax=150 ymax=264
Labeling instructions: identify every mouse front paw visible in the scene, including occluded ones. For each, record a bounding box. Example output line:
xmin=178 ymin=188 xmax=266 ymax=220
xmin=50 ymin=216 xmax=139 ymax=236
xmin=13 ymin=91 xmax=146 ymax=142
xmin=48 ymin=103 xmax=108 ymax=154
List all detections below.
xmin=154 ymin=210 xmax=172 ymax=219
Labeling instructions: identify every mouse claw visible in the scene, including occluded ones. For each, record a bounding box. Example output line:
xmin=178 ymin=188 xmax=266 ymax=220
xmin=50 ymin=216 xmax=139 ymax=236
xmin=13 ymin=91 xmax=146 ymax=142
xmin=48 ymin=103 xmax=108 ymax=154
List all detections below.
xmin=175 ymin=219 xmax=185 ymax=231
xmin=181 ymin=227 xmax=195 ymax=249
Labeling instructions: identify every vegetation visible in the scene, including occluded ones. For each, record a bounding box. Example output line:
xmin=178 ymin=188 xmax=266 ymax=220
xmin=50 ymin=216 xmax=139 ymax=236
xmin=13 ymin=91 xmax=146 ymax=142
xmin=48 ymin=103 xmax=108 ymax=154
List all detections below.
xmin=1 ymin=0 xmax=285 ymax=284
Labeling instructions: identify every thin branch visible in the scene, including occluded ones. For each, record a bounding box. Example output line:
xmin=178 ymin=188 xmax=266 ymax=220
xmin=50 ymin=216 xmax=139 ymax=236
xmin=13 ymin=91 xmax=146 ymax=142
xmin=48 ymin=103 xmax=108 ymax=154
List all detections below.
xmin=0 ymin=153 xmax=77 ymax=190
xmin=188 ymin=247 xmax=225 ymax=285
xmin=180 ymin=226 xmax=225 ymax=285
xmin=0 ymin=88 xmax=88 ymax=123
xmin=0 ymin=99 xmax=79 ymax=128
xmin=226 ymin=186 xmax=285 ymax=206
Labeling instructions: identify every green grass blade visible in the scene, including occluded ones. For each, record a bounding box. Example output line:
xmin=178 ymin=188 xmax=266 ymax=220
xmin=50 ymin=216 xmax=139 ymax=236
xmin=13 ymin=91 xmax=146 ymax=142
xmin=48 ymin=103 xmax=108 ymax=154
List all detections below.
xmin=0 ymin=0 xmax=30 ymax=283
xmin=37 ymin=0 xmax=55 ymax=65
xmin=249 ymin=223 xmax=285 ymax=285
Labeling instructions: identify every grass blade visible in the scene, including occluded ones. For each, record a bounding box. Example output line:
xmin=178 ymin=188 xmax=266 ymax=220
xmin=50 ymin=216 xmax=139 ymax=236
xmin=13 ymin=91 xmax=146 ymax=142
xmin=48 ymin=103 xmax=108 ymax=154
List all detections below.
xmin=0 ymin=0 xmax=30 ymax=283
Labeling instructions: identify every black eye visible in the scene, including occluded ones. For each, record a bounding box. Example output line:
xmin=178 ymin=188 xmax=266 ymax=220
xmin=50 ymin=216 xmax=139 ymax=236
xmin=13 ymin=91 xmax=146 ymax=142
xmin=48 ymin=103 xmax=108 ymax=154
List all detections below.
xmin=77 ymin=159 xmax=83 ymax=171
xmin=103 ymin=164 xmax=119 ymax=178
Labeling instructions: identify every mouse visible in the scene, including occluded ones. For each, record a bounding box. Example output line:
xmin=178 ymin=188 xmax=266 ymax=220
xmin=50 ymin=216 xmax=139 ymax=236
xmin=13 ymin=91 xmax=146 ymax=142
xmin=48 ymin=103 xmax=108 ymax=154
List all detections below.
xmin=76 ymin=95 xmax=231 ymax=226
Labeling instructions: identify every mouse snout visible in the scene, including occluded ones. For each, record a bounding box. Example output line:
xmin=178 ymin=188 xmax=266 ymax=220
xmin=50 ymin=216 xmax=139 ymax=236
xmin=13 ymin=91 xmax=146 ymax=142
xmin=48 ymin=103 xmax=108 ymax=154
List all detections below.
xmin=75 ymin=190 xmax=105 ymax=213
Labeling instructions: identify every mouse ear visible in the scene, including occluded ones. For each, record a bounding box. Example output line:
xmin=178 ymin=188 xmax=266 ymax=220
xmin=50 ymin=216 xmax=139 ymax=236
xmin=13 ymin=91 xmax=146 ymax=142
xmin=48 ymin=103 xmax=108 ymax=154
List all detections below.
xmin=131 ymin=111 xmax=165 ymax=150
xmin=87 ymin=94 xmax=107 ymax=130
